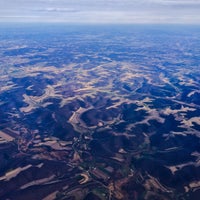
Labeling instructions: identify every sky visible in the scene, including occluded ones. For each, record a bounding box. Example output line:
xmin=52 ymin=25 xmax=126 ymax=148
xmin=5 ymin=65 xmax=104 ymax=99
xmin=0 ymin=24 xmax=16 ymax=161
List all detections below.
xmin=0 ymin=0 xmax=200 ymax=24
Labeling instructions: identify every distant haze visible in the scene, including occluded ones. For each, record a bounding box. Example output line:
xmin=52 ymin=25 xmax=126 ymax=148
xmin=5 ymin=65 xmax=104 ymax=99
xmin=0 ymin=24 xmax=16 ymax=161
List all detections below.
xmin=0 ymin=0 xmax=200 ymax=24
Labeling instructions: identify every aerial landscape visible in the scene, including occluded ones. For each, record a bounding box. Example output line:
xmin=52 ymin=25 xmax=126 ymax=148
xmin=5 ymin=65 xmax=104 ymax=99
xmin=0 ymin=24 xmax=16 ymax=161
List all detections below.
xmin=0 ymin=1 xmax=200 ymax=200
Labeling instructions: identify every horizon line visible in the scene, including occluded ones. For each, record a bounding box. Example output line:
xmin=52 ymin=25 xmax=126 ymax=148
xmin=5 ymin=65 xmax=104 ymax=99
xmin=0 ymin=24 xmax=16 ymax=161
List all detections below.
xmin=0 ymin=21 xmax=200 ymax=25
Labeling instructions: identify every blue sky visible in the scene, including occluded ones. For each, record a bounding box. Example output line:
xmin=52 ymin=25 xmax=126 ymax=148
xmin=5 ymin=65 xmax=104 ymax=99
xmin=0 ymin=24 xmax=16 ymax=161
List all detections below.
xmin=0 ymin=0 xmax=200 ymax=23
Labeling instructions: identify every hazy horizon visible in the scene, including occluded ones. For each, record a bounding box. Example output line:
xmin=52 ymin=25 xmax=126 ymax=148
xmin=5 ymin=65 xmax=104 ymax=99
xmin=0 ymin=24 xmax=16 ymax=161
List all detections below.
xmin=0 ymin=0 xmax=200 ymax=24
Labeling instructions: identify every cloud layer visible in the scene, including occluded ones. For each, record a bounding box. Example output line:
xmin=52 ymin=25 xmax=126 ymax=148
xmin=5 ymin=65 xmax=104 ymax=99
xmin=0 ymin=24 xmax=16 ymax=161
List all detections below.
xmin=0 ymin=0 xmax=200 ymax=23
